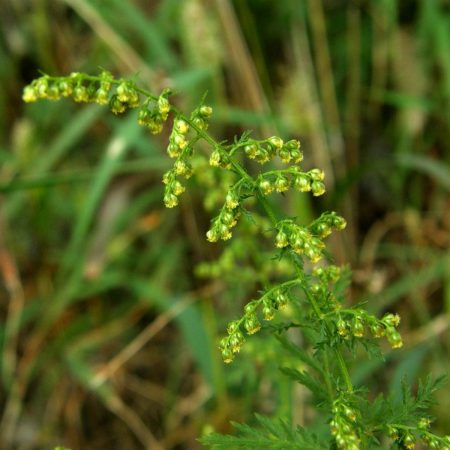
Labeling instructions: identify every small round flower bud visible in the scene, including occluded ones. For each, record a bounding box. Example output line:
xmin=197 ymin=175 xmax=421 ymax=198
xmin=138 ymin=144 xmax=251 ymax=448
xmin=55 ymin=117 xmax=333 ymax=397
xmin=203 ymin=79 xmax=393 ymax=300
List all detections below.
xmin=167 ymin=143 xmax=181 ymax=158
xmin=311 ymin=180 xmax=326 ymax=196
xmin=138 ymin=108 xmax=150 ymax=125
xmin=315 ymin=222 xmax=331 ymax=237
xmin=370 ymin=322 xmax=385 ymax=338
xmin=383 ymin=313 xmax=401 ymax=327
xmin=306 ymin=249 xmax=322 ymax=263
xmin=337 ymin=318 xmax=347 ymax=336
xmin=275 ymin=176 xmax=289 ymax=192
xmin=199 ymin=105 xmax=213 ymax=118
xmin=403 ymin=432 xmax=415 ymax=449
xmin=387 ymin=328 xmax=403 ymax=349
xmin=206 ymin=229 xmax=219 ymax=242
xmin=46 ymin=84 xmax=60 ymax=100
xmin=110 ymin=95 xmax=126 ymax=114
xmin=344 ymin=406 xmax=357 ymax=422
xmin=116 ymin=82 xmax=134 ymax=102
xmin=259 ymin=179 xmax=273 ymax=195
xmin=229 ymin=331 xmax=245 ymax=353
xmin=127 ymin=91 xmax=140 ymax=108
xmin=225 ymin=191 xmax=239 ymax=209
xmin=333 ymin=216 xmax=347 ymax=230
xmin=35 ymin=78 xmax=49 ymax=97
xmin=244 ymin=143 xmax=258 ymax=159
xmin=244 ymin=314 xmax=261 ymax=335
xmin=275 ymin=230 xmax=289 ymax=248
xmin=352 ymin=318 xmax=364 ymax=337
xmin=309 ymin=168 xmax=325 ymax=181
xmin=268 ymin=136 xmax=284 ymax=150
xmin=58 ymin=80 xmax=73 ymax=97
xmin=73 ymin=85 xmax=89 ymax=103
xmin=95 ymin=87 xmax=110 ymax=105
xmin=263 ymin=305 xmax=275 ymax=321
xmin=221 ymin=347 xmax=234 ymax=364
xmin=209 ymin=150 xmax=221 ymax=167
xmin=218 ymin=224 xmax=232 ymax=240
xmin=173 ymin=134 xmax=188 ymax=150
xmin=172 ymin=180 xmax=185 ymax=195
xmin=193 ymin=117 xmax=207 ymax=130
xmin=244 ymin=303 xmax=256 ymax=315
xmin=164 ymin=193 xmax=178 ymax=208
xmin=227 ymin=321 xmax=239 ymax=335
xmin=275 ymin=292 xmax=288 ymax=309
xmin=290 ymin=149 xmax=303 ymax=163
xmin=22 ymin=85 xmax=38 ymax=103
xmin=175 ymin=119 xmax=189 ymax=134
xmin=388 ymin=426 xmax=399 ymax=441
xmin=279 ymin=148 xmax=291 ymax=163
xmin=285 ymin=139 xmax=300 ymax=151
xmin=158 ymin=95 xmax=170 ymax=117
xmin=294 ymin=174 xmax=311 ymax=192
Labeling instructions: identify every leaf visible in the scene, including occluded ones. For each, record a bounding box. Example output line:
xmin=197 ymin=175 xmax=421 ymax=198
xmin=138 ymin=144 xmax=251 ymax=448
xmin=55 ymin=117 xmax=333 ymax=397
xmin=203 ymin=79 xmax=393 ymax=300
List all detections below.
xmin=199 ymin=414 xmax=327 ymax=449
xmin=279 ymin=367 xmax=328 ymax=403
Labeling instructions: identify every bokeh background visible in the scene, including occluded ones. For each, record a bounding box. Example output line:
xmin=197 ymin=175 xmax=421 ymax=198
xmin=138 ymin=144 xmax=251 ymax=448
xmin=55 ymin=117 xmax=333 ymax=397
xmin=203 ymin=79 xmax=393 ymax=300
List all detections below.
xmin=0 ymin=0 xmax=449 ymax=448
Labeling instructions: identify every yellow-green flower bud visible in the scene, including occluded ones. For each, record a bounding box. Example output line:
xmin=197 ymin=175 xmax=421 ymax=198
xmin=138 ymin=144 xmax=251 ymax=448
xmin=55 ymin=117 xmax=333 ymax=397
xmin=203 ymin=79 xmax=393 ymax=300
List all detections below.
xmin=158 ymin=95 xmax=170 ymax=117
xmin=225 ymin=191 xmax=239 ymax=209
xmin=22 ymin=85 xmax=38 ymax=103
xmin=199 ymin=105 xmax=213 ymax=118
xmin=175 ymin=119 xmax=189 ymax=134
xmin=110 ymin=95 xmax=126 ymax=114
xmin=275 ymin=230 xmax=289 ymax=248
xmin=352 ymin=318 xmax=364 ymax=337
xmin=95 ymin=87 xmax=109 ymax=105
xmin=209 ymin=150 xmax=221 ymax=167
xmin=263 ymin=305 xmax=275 ymax=321
xmin=275 ymin=176 xmax=289 ymax=192
xmin=294 ymin=174 xmax=311 ymax=192
xmin=244 ymin=143 xmax=258 ymax=159
xmin=227 ymin=321 xmax=239 ymax=335
xmin=164 ymin=193 xmax=178 ymax=208
xmin=244 ymin=314 xmax=261 ymax=335
xmin=206 ymin=229 xmax=219 ymax=242
xmin=337 ymin=318 xmax=347 ymax=336
xmin=309 ymin=168 xmax=325 ymax=181
xmin=268 ymin=136 xmax=284 ymax=150
xmin=221 ymin=347 xmax=234 ymax=364
xmin=259 ymin=179 xmax=273 ymax=195
xmin=311 ymin=180 xmax=326 ymax=196
xmin=387 ymin=328 xmax=403 ymax=349
xmin=73 ymin=85 xmax=89 ymax=103
xmin=172 ymin=180 xmax=185 ymax=195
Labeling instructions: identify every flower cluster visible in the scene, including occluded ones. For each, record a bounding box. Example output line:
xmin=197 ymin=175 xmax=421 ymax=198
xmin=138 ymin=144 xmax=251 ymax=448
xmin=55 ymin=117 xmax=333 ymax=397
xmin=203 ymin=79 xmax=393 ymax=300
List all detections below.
xmin=274 ymin=213 xmax=346 ymax=263
xmin=330 ymin=399 xmax=361 ymax=450
xmin=23 ymin=72 xmax=112 ymax=104
xmin=334 ymin=310 xmax=403 ymax=349
xmin=388 ymin=422 xmax=450 ymax=450
xmin=137 ymin=90 xmax=171 ymax=134
xmin=206 ymin=204 xmax=240 ymax=242
xmin=162 ymin=105 xmax=213 ymax=208
xmin=243 ymin=136 xmax=303 ymax=165
xmin=256 ymin=167 xmax=326 ymax=197
xmin=219 ymin=286 xmax=291 ymax=363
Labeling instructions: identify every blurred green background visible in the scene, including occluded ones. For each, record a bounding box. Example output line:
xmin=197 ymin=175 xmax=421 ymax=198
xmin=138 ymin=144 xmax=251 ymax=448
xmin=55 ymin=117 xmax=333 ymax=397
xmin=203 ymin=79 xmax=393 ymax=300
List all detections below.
xmin=0 ymin=0 xmax=449 ymax=448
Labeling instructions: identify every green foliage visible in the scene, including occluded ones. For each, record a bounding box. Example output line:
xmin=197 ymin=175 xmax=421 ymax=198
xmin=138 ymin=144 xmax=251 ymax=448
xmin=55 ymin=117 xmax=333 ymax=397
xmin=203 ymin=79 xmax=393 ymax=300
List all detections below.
xmin=23 ymin=68 xmax=449 ymax=450
xmin=22 ymin=69 xmax=449 ymax=450
xmin=200 ymin=414 xmax=326 ymax=449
